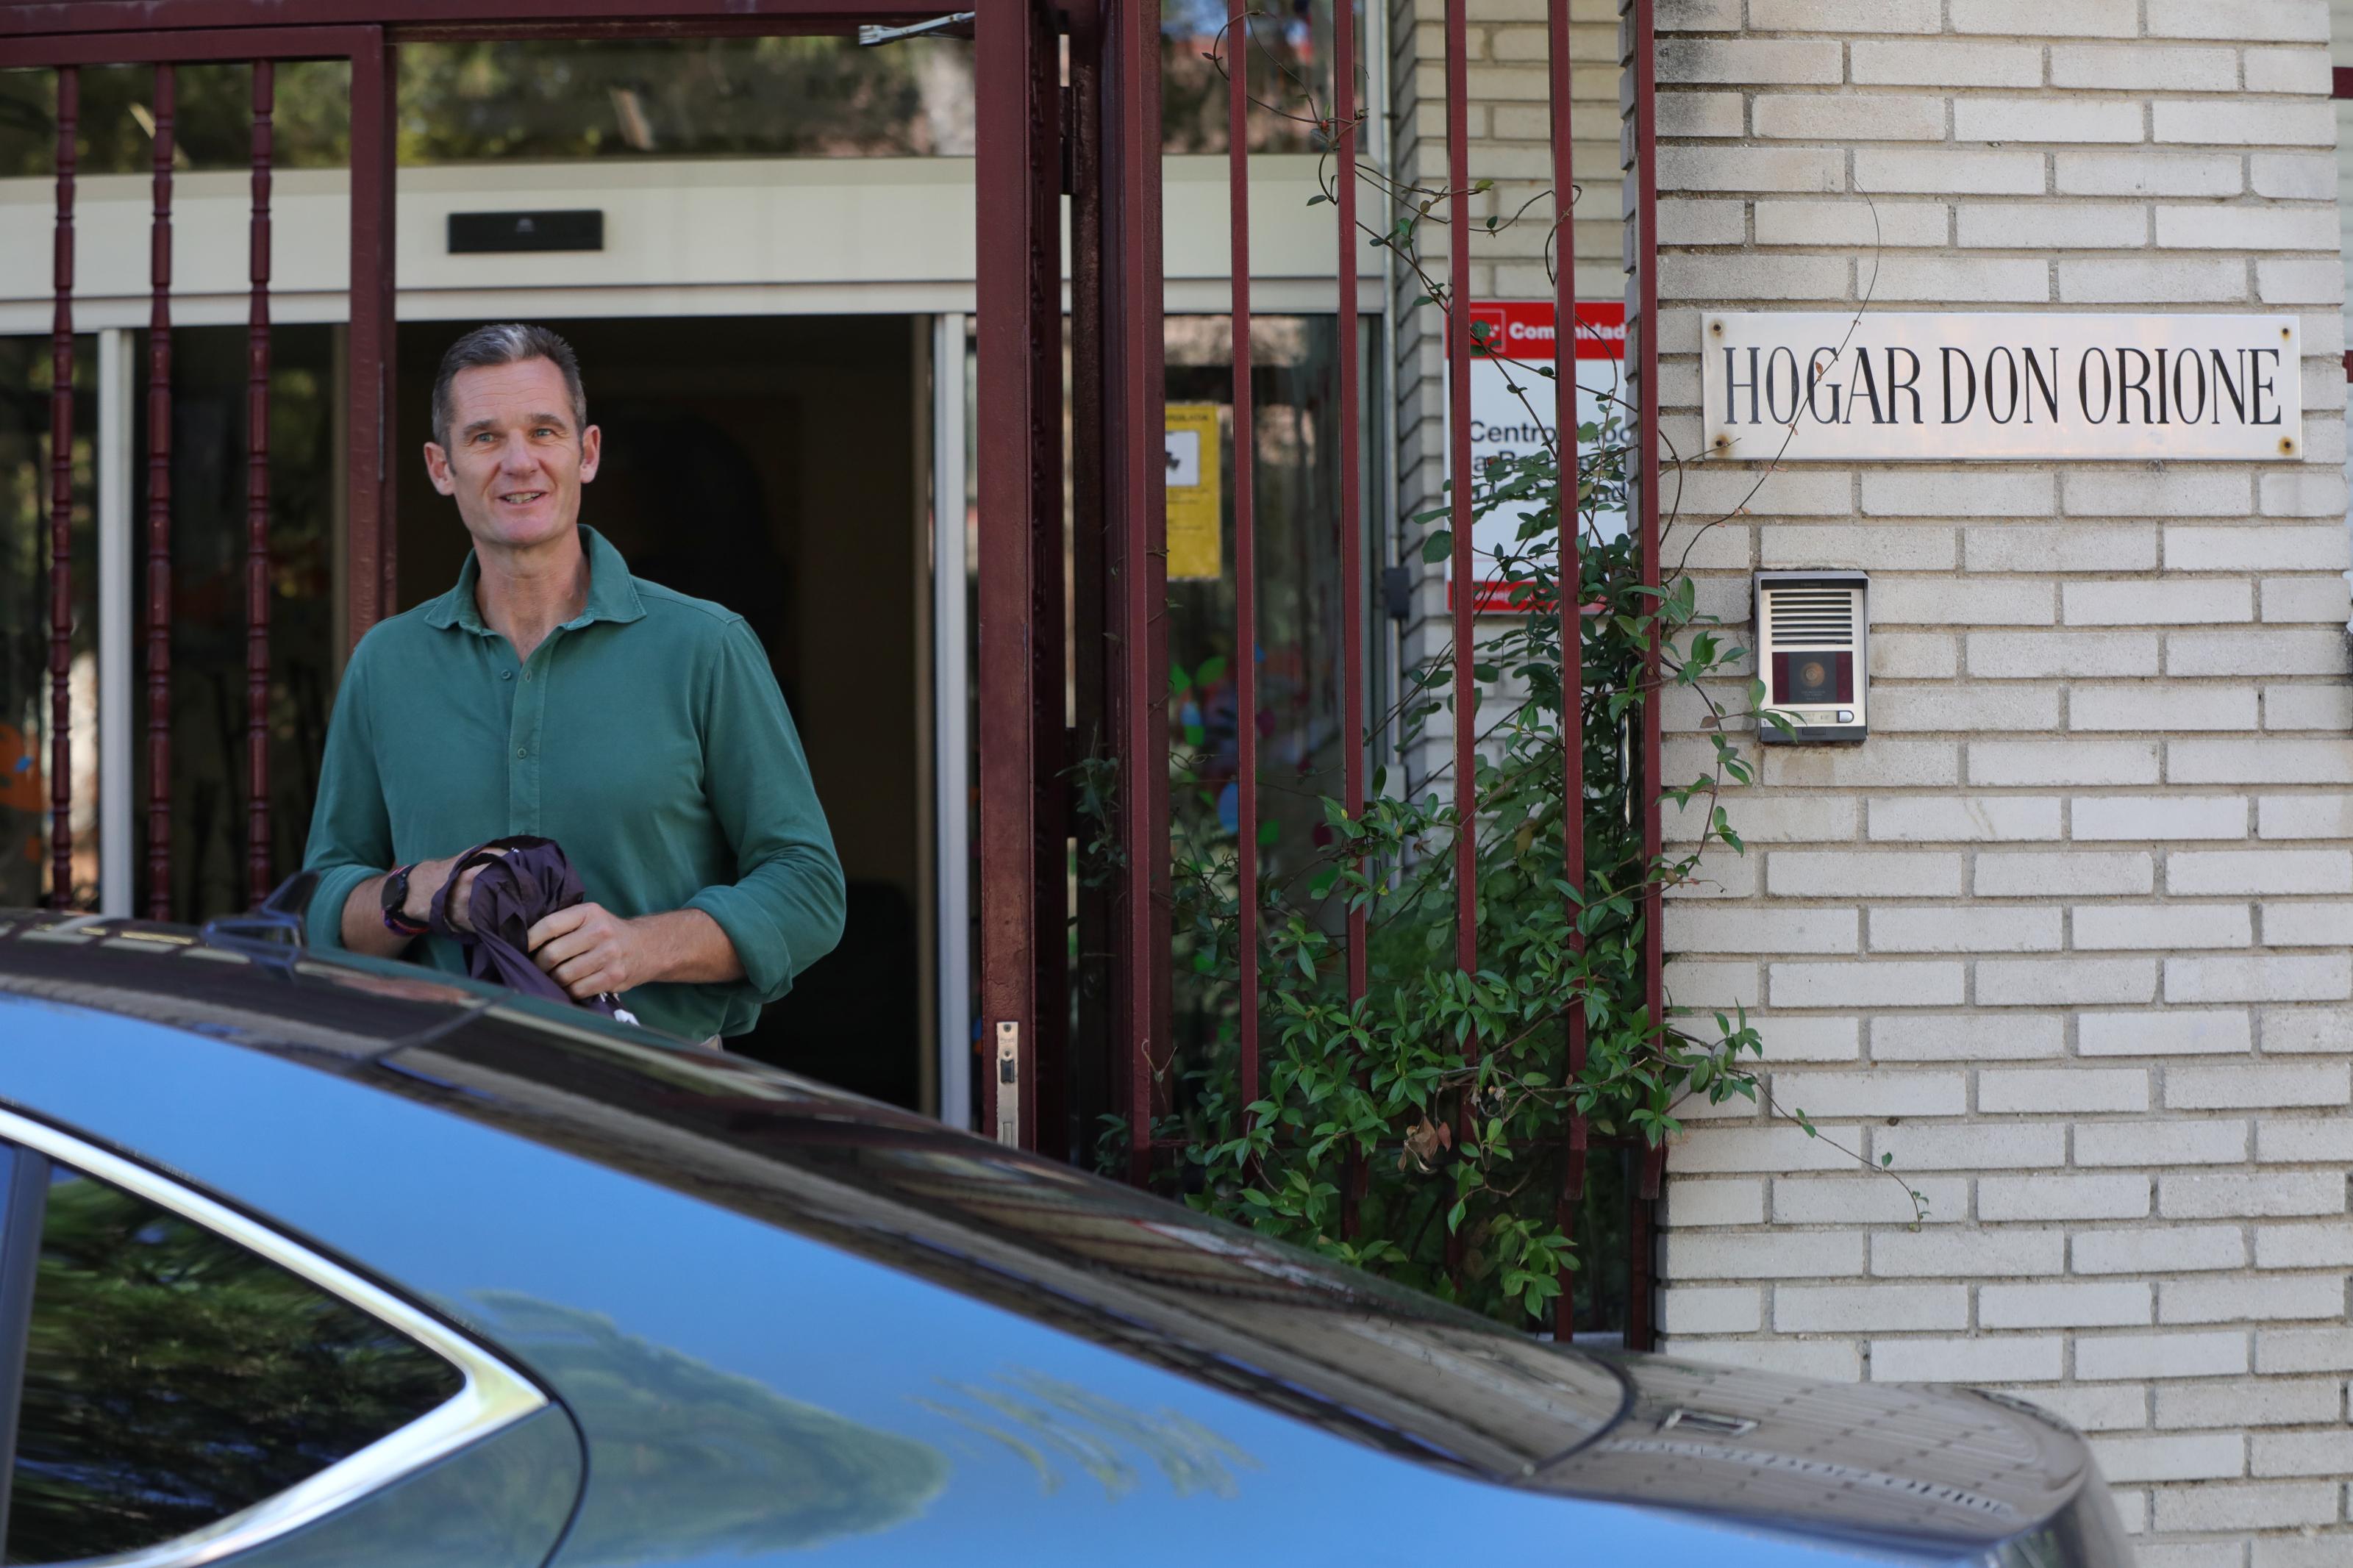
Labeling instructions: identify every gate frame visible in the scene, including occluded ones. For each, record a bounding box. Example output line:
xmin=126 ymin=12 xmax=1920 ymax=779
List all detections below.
xmin=3 ymin=0 xmax=1663 ymax=1339
xmin=0 ymin=0 xmax=1121 ymax=1128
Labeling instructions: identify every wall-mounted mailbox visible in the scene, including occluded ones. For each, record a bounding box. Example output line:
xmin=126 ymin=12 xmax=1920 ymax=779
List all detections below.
xmin=1755 ymin=570 xmax=1868 ymax=745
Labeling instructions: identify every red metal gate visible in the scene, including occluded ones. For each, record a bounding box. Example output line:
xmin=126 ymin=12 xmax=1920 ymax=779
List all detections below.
xmin=1039 ymin=0 xmax=1665 ymax=1344
xmin=3 ymin=19 xmax=390 ymax=914
xmin=3 ymin=0 xmax=1661 ymax=1342
xmin=0 ymin=0 xmax=1080 ymax=932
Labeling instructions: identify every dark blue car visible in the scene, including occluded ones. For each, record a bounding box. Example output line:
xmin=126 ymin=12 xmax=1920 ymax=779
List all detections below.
xmin=0 ymin=907 xmax=2129 ymax=1567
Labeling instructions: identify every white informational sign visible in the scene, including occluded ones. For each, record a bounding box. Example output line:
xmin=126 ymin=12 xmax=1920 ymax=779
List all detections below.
xmin=1451 ymin=301 xmax=1628 ymax=614
xmin=1703 ymin=312 xmax=2302 ymax=463
xmin=1164 ymin=427 xmax=1201 ymax=487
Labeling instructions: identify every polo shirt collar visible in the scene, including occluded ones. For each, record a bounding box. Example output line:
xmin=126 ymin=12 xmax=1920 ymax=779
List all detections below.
xmin=424 ymin=526 xmax=647 ymax=635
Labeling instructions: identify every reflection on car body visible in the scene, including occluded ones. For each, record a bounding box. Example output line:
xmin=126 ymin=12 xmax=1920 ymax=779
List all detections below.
xmin=0 ymin=909 xmax=2132 ymax=1567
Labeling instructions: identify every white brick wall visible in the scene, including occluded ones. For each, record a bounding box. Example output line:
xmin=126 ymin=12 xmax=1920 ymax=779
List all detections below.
xmin=1638 ymin=1 xmax=2353 ymax=1558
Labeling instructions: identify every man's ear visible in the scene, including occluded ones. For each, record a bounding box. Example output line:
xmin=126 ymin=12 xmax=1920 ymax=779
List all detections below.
xmin=423 ymin=440 xmax=457 ymax=497
xmin=578 ymin=423 xmax=602 ymax=484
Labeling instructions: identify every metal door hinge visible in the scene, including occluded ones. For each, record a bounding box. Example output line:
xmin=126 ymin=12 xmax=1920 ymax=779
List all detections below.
xmin=1383 ymin=564 xmax=1414 ymax=623
xmin=993 ymin=1021 xmax=1021 ymax=1146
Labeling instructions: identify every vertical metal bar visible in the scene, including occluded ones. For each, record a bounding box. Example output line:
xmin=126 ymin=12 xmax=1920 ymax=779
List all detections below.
xmin=97 ymin=329 xmax=131 ymax=919
xmin=1026 ymin=10 xmax=1069 ymax=1160
xmin=1332 ymin=0 xmax=1369 ymax=1238
xmin=1549 ymin=0 xmax=1585 ymax=1345
xmin=933 ymin=312 xmax=973 ymax=1133
xmin=1104 ymin=0 xmax=1170 ymax=1184
xmin=1227 ymin=0 xmax=1260 ymax=1104
xmin=346 ymin=29 xmax=393 ymax=648
xmin=1442 ymin=0 xmax=1479 ymax=1292
xmin=1068 ymin=9 xmax=1112 ymax=1152
xmin=375 ymin=49 xmax=399 ymax=623
xmin=143 ymin=62 xmax=175 ymax=923
xmin=1094 ymin=7 xmax=1136 ymax=1167
xmin=976 ymin=0 xmax=1043 ymax=1150
xmin=1631 ymin=0 xmax=1665 ymax=1342
xmin=1444 ymin=0 xmax=1475 ymax=984
xmin=46 ymin=66 xmax=76 ymax=913
xmin=1335 ymin=0 xmax=1366 ymax=1009
xmin=1366 ymin=0 xmax=1402 ymax=753
xmin=246 ymin=60 xmax=274 ymax=906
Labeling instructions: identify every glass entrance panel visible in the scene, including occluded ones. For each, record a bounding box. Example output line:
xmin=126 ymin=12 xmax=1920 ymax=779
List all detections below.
xmin=1160 ymin=314 xmax=1381 ymax=1035
xmin=1159 ymin=0 xmax=1339 ymax=153
xmin=126 ymin=326 xmax=339 ymax=923
xmin=0 ymin=336 xmax=97 ymax=910
xmin=0 ymin=61 xmax=349 ymax=178
xmin=393 ymin=38 xmax=976 ymax=162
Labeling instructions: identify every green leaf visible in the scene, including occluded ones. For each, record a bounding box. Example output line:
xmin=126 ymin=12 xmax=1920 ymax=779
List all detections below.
xmin=1421 ymin=531 xmax=1453 ymax=564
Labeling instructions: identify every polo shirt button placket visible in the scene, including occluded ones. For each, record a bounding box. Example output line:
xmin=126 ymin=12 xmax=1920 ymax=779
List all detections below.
xmin=516 ymin=639 xmax=555 ymax=834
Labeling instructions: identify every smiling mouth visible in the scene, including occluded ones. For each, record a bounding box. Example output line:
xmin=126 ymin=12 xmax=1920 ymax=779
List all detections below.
xmin=497 ymin=490 xmax=549 ymax=505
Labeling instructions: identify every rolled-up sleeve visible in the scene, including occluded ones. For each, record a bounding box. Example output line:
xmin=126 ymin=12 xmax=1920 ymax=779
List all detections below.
xmin=301 ymin=647 xmax=391 ymax=951
xmin=682 ymin=618 xmax=846 ymax=1003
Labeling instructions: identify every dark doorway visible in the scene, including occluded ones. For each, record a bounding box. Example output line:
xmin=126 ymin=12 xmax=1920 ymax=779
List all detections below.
xmin=395 ymin=313 xmax=929 ymax=1109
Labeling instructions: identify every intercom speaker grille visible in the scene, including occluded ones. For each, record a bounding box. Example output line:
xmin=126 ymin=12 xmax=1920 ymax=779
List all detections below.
xmin=1766 ymin=588 xmax=1856 ymax=648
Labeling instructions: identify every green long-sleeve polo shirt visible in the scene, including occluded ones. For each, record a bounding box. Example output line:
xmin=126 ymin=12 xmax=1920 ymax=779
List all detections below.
xmin=302 ymin=526 xmax=845 ymax=1040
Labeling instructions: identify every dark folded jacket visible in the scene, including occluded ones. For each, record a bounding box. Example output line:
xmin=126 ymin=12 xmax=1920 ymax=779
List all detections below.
xmin=429 ymin=836 xmax=625 ymax=1020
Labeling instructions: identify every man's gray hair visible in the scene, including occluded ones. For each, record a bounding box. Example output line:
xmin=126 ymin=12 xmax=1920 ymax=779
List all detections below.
xmin=429 ymin=323 xmax=588 ymax=450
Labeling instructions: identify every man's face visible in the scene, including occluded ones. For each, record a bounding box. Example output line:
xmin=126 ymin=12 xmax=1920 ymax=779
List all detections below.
xmin=423 ymin=357 xmax=601 ymax=554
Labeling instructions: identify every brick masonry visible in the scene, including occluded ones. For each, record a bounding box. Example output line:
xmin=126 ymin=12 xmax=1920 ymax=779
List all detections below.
xmin=1395 ymin=0 xmax=2353 ymax=1558
xmin=1627 ymin=1 xmax=2353 ymax=1558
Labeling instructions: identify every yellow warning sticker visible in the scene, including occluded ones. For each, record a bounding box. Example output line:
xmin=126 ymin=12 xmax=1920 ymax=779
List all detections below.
xmin=1164 ymin=402 xmax=1223 ymax=581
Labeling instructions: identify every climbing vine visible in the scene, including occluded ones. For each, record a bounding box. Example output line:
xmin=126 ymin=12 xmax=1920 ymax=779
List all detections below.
xmin=1085 ymin=12 xmax=1915 ymax=1331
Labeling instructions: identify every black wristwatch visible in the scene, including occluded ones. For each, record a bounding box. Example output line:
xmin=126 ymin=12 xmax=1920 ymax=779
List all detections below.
xmin=380 ymin=864 xmax=429 ymax=939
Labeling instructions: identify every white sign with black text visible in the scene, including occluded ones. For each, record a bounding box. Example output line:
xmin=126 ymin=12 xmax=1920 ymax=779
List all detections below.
xmin=1450 ymin=301 xmax=1628 ymax=613
xmin=1702 ymin=312 xmax=2302 ymax=463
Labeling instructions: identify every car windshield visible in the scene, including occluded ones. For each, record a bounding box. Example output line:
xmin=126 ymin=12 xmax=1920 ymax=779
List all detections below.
xmin=379 ymin=1010 xmax=1629 ymax=1480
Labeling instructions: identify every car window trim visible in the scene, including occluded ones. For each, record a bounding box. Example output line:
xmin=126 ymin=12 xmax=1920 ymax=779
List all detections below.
xmin=0 ymin=1105 xmax=549 ymax=1568
xmin=0 ymin=1142 xmax=49 ymax=1548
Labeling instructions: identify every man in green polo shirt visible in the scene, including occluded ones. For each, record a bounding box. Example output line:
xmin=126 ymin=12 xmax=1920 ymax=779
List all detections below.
xmin=302 ymin=323 xmax=844 ymax=1042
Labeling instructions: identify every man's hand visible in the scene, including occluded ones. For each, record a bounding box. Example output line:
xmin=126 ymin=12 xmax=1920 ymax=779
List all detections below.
xmin=525 ymin=903 xmax=647 ymax=999
xmin=407 ymin=851 xmax=499 ymax=933
xmin=340 ymin=847 xmax=505 ymax=957
xmin=525 ymin=906 xmax=745 ymax=1000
